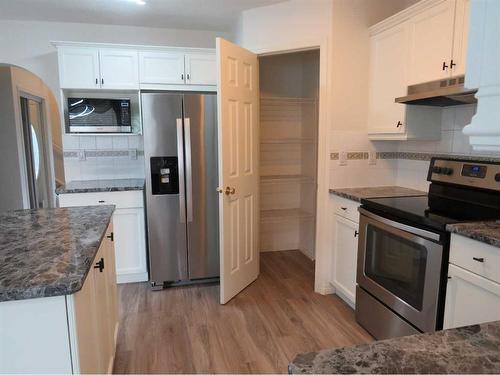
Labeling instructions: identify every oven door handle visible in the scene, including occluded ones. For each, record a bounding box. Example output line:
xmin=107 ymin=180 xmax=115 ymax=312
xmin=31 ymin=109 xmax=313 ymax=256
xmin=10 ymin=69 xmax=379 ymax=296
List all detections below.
xmin=358 ymin=207 xmax=441 ymax=242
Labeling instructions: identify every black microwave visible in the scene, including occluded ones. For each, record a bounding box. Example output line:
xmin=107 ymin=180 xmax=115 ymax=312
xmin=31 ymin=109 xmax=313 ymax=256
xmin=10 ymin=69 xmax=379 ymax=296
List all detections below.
xmin=67 ymin=98 xmax=132 ymax=133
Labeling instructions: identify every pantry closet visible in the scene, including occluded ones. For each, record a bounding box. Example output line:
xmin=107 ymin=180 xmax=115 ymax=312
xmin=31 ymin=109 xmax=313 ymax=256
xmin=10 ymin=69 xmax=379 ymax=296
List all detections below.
xmin=259 ymin=50 xmax=319 ymax=260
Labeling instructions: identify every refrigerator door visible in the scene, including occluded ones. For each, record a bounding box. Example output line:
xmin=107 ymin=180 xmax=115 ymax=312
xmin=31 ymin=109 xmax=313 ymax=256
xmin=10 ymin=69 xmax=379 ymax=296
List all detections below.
xmin=183 ymin=93 xmax=220 ymax=279
xmin=142 ymin=92 xmax=188 ymax=284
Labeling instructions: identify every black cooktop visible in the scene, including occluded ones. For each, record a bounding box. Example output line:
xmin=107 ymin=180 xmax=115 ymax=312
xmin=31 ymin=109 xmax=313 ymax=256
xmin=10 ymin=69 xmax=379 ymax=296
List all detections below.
xmin=361 ymin=195 xmax=483 ymax=232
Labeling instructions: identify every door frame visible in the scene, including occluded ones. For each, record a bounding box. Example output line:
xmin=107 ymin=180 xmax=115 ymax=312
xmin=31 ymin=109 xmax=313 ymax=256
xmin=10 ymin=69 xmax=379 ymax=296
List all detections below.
xmin=246 ymin=38 xmax=333 ymax=295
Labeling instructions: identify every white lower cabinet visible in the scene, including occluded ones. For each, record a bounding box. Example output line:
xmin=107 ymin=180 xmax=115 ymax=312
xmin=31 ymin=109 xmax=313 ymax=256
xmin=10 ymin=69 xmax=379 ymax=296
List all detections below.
xmin=330 ymin=196 xmax=361 ymax=308
xmin=443 ymin=234 xmax=500 ymax=329
xmin=0 ymin=224 xmax=118 ymax=374
xmin=58 ymin=190 xmax=148 ymax=283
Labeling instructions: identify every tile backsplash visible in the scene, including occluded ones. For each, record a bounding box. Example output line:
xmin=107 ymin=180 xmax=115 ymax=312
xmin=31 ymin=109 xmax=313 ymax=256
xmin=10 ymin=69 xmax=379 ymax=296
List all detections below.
xmin=329 ymin=104 xmax=500 ymax=192
xmin=63 ymin=134 xmax=145 ymax=182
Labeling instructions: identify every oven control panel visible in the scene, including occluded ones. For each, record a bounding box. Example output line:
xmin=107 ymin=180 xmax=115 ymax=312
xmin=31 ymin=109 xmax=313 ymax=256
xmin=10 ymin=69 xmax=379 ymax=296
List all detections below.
xmin=429 ymin=158 xmax=500 ymax=191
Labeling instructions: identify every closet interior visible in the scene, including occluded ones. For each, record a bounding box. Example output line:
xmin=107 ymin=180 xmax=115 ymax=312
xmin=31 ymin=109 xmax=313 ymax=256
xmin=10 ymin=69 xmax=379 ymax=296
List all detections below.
xmin=259 ymin=50 xmax=319 ymax=260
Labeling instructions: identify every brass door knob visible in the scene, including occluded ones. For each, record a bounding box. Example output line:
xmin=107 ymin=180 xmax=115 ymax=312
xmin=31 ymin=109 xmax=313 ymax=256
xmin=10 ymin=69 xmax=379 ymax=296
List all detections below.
xmin=217 ymin=186 xmax=236 ymax=195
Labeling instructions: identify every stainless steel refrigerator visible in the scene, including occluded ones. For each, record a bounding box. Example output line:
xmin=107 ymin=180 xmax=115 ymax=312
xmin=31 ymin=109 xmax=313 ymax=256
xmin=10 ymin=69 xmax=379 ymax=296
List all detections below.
xmin=141 ymin=92 xmax=219 ymax=289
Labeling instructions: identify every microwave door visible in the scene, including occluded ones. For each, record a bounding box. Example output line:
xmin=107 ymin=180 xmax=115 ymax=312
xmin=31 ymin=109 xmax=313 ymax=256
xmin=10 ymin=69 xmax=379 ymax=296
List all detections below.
xmin=68 ymin=98 xmax=132 ymax=133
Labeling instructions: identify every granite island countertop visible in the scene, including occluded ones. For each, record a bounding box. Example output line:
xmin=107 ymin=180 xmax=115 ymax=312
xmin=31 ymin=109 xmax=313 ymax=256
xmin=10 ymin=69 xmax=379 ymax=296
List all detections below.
xmin=290 ymin=321 xmax=500 ymax=374
xmin=56 ymin=178 xmax=145 ymax=194
xmin=447 ymin=221 xmax=500 ymax=248
xmin=0 ymin=206 xmax=114 ymax=302
xmin=329 ymin=186 xmax=426 ymax=202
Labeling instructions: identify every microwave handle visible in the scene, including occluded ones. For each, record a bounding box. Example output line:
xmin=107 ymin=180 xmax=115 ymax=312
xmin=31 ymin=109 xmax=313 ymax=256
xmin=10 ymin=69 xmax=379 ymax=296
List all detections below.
xmin=358 ymin=207 xmax=441 ymax=242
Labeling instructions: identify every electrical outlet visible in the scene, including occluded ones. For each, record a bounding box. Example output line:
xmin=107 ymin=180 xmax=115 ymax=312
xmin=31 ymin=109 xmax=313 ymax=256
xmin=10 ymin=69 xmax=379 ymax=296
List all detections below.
xmin=369 ymin=151 xmax=377 ymax=165
xmin=339 ymin=151 xmax=348 ymax=166
xmin=78 ymin=150 xmax=86 ymax=161
xmin=129 ymin=149 xmax=138 ymax=160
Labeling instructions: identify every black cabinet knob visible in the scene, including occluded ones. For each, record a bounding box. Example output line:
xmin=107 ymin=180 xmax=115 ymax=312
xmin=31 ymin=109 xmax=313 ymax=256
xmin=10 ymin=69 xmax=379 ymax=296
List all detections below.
xmin=94 ymin=257 xmax=105 ymax=272
xmin=106 ymin=232 xmax=114 ymax=242
xmin=396 ymin=121 xmax=402 ymax=128
xmin=442 ymin=61 xmax=449 ymax=71
xmin=354 ymin=230 xmax=359 ymax=238
xmin=473 ymin=257 xmax=485 ymax=263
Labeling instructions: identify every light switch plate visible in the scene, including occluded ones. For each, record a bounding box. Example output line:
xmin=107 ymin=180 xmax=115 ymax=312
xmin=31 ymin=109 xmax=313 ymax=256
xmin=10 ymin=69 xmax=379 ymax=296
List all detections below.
xmin=339 ymin=151 xmax=348 ymax=166
xmin=369 ymin=151 xmax=377 ymax=165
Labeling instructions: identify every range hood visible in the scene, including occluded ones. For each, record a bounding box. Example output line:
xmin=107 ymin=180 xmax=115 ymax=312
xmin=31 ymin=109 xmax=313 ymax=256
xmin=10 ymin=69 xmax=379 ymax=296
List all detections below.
xmin=395 ymin=75 xmax=477 ymax=107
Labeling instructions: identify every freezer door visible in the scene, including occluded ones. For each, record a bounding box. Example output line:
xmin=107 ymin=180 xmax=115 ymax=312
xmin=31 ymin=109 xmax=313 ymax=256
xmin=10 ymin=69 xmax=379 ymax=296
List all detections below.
xmin=183 ymin=93 xmax=220 ymax=279
xmin=142 ymin=93 xmax=188 ymax=284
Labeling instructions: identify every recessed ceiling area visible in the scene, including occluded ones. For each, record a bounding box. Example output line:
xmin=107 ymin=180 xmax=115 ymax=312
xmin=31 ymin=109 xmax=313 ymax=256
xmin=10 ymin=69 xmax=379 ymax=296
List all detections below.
xmin=0 ymin=0 xmax=286 ymax=31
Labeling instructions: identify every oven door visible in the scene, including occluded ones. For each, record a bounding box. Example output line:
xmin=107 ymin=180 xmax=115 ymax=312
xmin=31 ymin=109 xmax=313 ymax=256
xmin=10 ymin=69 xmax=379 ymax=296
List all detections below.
xmin=357 ymin=208 xmax=444 ymax=332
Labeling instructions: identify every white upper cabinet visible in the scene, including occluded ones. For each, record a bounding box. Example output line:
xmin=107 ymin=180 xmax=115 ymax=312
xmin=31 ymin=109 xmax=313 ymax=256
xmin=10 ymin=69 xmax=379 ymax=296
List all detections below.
xmin=407 ymin=0 xmax=456 ymax=85
xmin=99 ymin=49 xmax=139 ymax=89
xmin=451 ymin=0 xmax=470 ymax=77
xmin=139 ymin=51 xmax=185 ymax=84
xmin=184 ymin=53 xmax=217 ymax=85
xmin=58 ymin=47 xmax=100 ymax=89
xmin=368 ymin=23 xmax=409 ymax=135
xmin=56 ymin=43 xmax=217 ymax=90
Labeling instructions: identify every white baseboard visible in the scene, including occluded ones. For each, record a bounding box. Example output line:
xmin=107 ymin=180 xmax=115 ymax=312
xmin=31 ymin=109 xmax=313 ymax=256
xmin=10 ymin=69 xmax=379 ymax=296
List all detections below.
xmin=116 ymin=272 xmax=148 ymax=284
xmin=315 ymin=281 xmax=335 ymax=295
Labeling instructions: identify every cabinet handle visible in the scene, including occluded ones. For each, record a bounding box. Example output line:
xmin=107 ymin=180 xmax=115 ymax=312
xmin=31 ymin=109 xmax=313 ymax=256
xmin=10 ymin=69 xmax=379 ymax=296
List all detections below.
xmin=442 ymin=61 xmax=449 ymax=71
xmin=101 ymin=78 xmax=104 ymax=85
xmin=187 ymin=73 xmax=190 ymax=80
xmin=106 ymin=232 xmax=114 ymax=242
xmin=450 ymin=59 xmax=456 ymax=69
xmin=94 ymin=257 xmax=105 ymax=272
xmin=98 ymin=200 xmax=105 ymax=203
xmin=181 ymin=73 xmax=184 ymax=81
xmin=354 ymin=230 xmax=359 ymax=238
xmin=95 ymin=78 xmax=98 ymax=85
xmin=397 ymin=121 xmax=403 ymax=128
xmin=473 ymin=257 xmax=485 ymax=263
xmin=340 ymin=207 xmax=347 ymax=211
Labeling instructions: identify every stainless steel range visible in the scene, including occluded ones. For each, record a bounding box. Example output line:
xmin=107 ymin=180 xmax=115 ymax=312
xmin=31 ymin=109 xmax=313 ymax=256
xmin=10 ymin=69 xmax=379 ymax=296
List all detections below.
xmin=356 ymin=157 xmax=500 ymax=340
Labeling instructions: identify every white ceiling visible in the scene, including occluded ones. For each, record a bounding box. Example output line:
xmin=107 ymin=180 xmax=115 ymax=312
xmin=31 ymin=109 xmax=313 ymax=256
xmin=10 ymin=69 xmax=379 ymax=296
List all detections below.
xmin=0 ymin=0 xmax=286 ymax=31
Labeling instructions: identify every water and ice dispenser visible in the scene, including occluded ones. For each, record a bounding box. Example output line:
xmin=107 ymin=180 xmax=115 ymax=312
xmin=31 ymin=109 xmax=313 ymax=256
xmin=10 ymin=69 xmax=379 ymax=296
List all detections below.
xmin=150 ymin=157 xmax=179 ymax=195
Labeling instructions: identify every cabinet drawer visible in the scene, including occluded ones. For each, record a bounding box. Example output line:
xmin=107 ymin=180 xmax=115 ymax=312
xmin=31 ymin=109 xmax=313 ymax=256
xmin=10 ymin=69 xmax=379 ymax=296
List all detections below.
xmin=332 ymin=196 xmax=361 ymax=223
xmin=450 ymin=234 xmax=500 ymax=284
xmin=58 ymin=191 xmax=143 ymax=209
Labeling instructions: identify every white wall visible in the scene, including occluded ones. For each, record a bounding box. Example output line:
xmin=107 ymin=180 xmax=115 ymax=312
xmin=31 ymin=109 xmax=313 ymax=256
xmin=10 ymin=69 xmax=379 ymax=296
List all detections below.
xmin=0 ymin=19 xmax=228 ymax=182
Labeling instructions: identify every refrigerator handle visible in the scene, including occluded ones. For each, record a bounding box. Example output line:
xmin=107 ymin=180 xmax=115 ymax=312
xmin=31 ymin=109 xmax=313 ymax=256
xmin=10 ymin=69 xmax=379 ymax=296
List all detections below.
xmin=176 ymin=119 xmax=186 ymax=223
xmin=184 ymin=117 xmax=193 ymax=222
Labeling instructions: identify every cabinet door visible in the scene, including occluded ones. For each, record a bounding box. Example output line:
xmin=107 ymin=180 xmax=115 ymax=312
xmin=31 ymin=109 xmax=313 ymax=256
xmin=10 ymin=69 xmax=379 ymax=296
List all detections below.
xmin=451 ymin=0 xmax=470 ymax=76
xmin=99 ymin=49 xmax=139 ymax=89
xmin=407 ymin=0 xmax=456 ymax=84
xmin=331 ymin=215 xmax=359 ymax=306
xmin=58 ymin=47 xmax=100 ymax=89
xmin=443 ymin=264 xmax=500 ymax=329
xmin=185 ymin=53 xmax=217 ymax=85
xmin=139 ymin=51 xmax=185 ymax=84
xmin=368 ymin=23 xmax=409 ymax=135
xmin=113 ymin=207 xmax=147 ymax=282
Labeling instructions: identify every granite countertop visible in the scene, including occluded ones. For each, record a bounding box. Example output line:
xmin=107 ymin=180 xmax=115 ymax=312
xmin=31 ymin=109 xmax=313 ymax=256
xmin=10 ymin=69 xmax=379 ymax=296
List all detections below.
xmin=329 ymin=186 xmax=426 ymax=202
xmin=290 ymin=321 xmax=500 ymax=374
xmin=56 ymin=178 xmax=145 ymax=194
xmin=447 ymin=221 xmax=500 ymax=248
xmin=0 ymin=206 xmax=114 ymax=302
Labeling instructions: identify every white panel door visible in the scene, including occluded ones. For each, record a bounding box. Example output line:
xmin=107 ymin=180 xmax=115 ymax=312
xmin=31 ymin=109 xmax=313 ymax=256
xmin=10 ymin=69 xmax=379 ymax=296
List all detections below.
xmin=407 ymin=0 xmax=456 ymax=85
xmin=217 ymin=38 xmax=259 ymax=304
xmin=139 ymin=51 xmax=185 ymax=84
xmin=451 ymin=0 xmax=470 ymax=77
xmin=113 ymin=207 xmax=147 ymax=282
xmin=99 ymin=49 xmax=139 ymax=89
xmin=185 ymin=53 xmax=217 ymax=85
xmin=444 ymin=264 xmax=500 ymax=329
xmin=331 ymin=215 xmax=359 ymax=307
xmin=58 ymin=47 xmax=100 ymax=89
xmin=368 ymin=23 xmax=409 ymax=135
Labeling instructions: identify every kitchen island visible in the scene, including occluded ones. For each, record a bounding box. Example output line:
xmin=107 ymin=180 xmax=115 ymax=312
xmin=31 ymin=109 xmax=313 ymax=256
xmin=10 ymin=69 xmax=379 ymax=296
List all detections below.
xmin=0 ymin=206 xmax=118 ymax=374
xmin=289 ymin=321 xmax=500 ymax=374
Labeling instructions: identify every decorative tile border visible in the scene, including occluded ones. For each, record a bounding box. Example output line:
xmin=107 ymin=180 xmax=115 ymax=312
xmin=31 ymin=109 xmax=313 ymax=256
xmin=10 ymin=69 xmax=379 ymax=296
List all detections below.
xmin=63 ymin=150 xmax=144 ymax=158
xmin=330 ymin=151 xmax=500 ymax=162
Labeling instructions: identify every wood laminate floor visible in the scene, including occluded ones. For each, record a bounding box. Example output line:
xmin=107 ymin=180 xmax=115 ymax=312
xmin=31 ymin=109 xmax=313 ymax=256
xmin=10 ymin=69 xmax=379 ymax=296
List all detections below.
xmin=113 ymin=250 xmax=373 ymax=374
